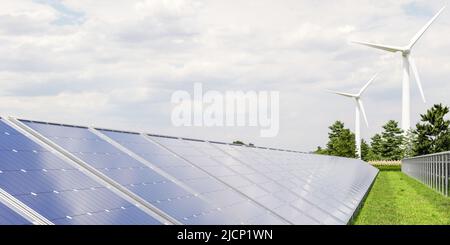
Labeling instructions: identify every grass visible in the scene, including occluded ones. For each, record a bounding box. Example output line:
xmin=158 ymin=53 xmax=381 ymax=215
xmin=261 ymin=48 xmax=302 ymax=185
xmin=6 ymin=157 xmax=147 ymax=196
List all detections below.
xmin=353 ymin=170 xmax=450 ymax=225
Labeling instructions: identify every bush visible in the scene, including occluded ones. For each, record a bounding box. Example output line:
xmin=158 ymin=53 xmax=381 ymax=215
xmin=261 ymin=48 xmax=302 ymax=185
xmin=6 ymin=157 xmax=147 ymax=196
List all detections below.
xmin=372 ymin=164 xmax=401 ymax=171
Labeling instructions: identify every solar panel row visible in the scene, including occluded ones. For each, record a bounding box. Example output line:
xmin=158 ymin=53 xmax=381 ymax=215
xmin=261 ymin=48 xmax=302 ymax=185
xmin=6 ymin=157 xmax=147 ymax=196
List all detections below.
xmin=0 ymin=119 xmax=163 ymax=225
xmin=0 ymin=117 xmax=378 ymax=225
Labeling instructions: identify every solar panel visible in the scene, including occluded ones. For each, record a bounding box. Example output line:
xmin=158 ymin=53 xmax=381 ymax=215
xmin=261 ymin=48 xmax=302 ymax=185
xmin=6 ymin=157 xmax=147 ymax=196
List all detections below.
xmin=0 ymin=200 xmax=31 ymax=225
xmin=95 ymin=129 xmax=287 ymax=225
xmin=215 ymin=144 xmax=378 ymax=223
xmin=21 ymin=121 xmax=284 ymax=225
xmin=248 ymin=147 xmax=377 ymax=203
xmin=148 ymin=137 xmax=332 ymax=224
xmin=0 ymin=117 xmax=378 ymax=225
xmin=0 ymin=120 xmax=162 ymax=225
xmin=147 ymin=138 xmax=377 ymax=224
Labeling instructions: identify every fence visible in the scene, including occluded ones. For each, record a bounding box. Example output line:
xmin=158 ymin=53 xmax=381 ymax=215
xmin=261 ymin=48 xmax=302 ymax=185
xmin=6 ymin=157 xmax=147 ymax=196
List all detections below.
xmin=402 ymin=151 xmax=449 ymax=197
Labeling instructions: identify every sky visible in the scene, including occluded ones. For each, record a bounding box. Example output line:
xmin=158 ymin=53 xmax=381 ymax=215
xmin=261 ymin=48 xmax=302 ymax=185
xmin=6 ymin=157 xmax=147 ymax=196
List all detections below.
xmin=0 ymin=0 xmax=449 ymax=152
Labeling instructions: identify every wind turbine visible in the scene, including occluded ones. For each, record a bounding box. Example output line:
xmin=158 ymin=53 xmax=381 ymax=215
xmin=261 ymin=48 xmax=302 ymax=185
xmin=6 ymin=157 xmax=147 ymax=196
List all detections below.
xmin=351 ymin=6 xmax=446 ymax=132
xmin=328 ymin=74 xmax=377 ymax=159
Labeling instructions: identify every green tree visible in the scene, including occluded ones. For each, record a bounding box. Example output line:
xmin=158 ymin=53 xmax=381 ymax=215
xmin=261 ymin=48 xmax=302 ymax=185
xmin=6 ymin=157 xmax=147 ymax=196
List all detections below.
xmin=413 ymin=104 xmax=450 ymax=155
xmin=361 ymin=139 xmax=370 ymax=161
xmin=315 ymin=146 xmax=328 ymax=155
xmin=403 ymin=129 xmax=417 ymax=158
xmin=233 ymin=140 xmax=245 ymax=145
xmin=369 ymin=133 xmax=383 ymax=160
xmin=324 ymin=121 xmax=356 ymax=158
xmin=380 ymin=120 xmax=404 ymax=160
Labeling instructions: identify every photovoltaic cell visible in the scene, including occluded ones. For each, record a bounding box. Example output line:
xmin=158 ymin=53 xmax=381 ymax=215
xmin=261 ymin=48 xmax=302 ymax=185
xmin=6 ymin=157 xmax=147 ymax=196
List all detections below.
xmin=97 ymin=129 xmax=287 ymax=225
xmin=0 ymin=120 xmax=161 ymax=225
xmin=22 ymin=121 xmax=282 ymax=225
xmin=0 ymin=201 xmax=31 ymax=225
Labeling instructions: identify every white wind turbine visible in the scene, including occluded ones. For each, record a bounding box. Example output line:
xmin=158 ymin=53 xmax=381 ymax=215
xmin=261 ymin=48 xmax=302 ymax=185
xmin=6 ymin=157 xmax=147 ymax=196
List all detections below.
xmin=351 ymin=6 xmax=446 ymax=132
xmin=328 ymin=74 xmax=377 ymax=159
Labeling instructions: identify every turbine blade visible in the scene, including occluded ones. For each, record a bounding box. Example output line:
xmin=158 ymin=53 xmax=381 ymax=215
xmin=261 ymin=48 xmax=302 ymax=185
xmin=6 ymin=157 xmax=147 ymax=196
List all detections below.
xmin=351 ymin=40 xmax=404 ymax=53
xmin=408 ymin=56 xmax=426 ymax=103
xmin=357 ymin=99 xmax=369 ymax=127
xmin=409 ymin=6 xmax=446 ymax=49
xmin=358 ymin=73 xmax=378 ymax=96
xmin=326 ymin=90 xmax=357 ymax=98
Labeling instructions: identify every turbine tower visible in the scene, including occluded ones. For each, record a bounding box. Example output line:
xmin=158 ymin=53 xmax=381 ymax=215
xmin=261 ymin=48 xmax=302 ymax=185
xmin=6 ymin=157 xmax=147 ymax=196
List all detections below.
xmin=351 ymin=6 xmax=446 ymax=132
xmin=328 ymin=74 xmax=377 ymax=159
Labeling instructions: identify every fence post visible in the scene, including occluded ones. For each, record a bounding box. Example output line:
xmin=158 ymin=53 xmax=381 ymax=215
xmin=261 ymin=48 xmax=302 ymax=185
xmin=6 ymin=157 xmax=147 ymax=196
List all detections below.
xmin=445 ymin=154 xmax=450 ymax=196
xmin=428 ymin=157 xmax=431 ymax=188
xmin=439 ymin=155 xmax=445 ymax=195
xmin=440 ymin=155 xmax=442 ymax=194
xmin=438 ymin=155 xmax=441 ymax=194
xmin=433 ymin=156 xmax=436 ymax=190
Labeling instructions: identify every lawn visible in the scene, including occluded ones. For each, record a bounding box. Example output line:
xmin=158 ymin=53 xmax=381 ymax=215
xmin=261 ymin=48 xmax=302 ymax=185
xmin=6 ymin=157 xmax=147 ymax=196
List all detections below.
xmin=353 ymin=169 xmax=450 ymax=225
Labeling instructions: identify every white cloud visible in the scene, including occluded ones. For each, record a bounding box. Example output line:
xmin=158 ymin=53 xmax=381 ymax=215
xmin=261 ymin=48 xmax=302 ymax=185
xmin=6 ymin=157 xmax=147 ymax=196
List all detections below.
xmin=0 ymin=0 xmax=449 ymax=151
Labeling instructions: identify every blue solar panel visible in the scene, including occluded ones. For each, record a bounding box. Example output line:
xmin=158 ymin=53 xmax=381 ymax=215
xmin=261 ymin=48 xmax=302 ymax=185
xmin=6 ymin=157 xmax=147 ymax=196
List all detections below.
xmin=243 ymin=147 xmax=377 ymax=205
xmin=22 ymin=121 xmax=282 ymax=225
xmin=213 ymin=144 xmax=378 ymax=223
xmin=149 ymin=137 xmax=328 ymax=224
xmin=0 ymin=120 xmax=161 ymax=225
xmin=0 ymin=201 xmax=31 ymax=225
xmin=98 ymin=129 xmax=287 ymax=225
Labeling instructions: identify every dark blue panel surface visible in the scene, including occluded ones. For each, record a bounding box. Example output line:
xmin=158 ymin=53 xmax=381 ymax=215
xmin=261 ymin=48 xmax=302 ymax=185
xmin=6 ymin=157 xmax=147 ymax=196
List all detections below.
xmin=22 ymin=121 xmax=273 ymax=225
xmin=0 ymin=120 xmax=161 ymax=225
xmin=99 ymin=130 xmax=287 ymax=225
xmin=0 ymin=201 xmax=31 ymax=225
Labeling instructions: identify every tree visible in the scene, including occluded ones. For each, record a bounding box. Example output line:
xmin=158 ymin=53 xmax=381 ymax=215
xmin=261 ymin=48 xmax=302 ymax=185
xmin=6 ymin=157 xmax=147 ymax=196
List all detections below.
xmin=315 ymin=146 xmax=328 ymax=155
xmin=360 ymin=139 xmax=370 ymax=161
xmin=233 ymin=140 xmax=245 ymax=145
xmin=413 ymin=104 xmax=450 ymax=155
xmin=403 ymin=129 xmax=417 ymax=158
xmin=380 ymin=120 xmax=404 ymax=160
xmin=369 ymin=133 xmax=383 ymax=160
xmin=324 ymin=121 xmax=356 ymax=158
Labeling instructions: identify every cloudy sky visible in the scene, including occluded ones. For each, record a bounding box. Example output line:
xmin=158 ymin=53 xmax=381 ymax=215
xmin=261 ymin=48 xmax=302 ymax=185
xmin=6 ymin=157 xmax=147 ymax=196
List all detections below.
xmin=0 ymin=0 xmax=449 ymax=151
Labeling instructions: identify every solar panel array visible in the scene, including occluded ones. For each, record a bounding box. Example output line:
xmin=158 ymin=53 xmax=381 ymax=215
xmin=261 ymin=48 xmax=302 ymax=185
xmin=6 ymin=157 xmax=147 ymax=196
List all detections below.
xmin=0 ymin=119 xmax=162 ymax=225
xmin=0 ymin=117 xmax=378 ymax=225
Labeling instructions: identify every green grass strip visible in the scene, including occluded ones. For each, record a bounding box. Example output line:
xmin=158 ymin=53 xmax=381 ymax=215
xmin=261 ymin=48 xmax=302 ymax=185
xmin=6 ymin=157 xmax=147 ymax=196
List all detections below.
xmin=353 ymin=171 xmax=450 ymax=225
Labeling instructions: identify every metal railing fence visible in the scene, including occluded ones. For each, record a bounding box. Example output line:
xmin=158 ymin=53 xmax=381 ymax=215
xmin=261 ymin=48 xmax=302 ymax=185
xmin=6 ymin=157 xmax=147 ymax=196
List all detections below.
xmin=402 ymin=151 xmax=449 ymax=197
